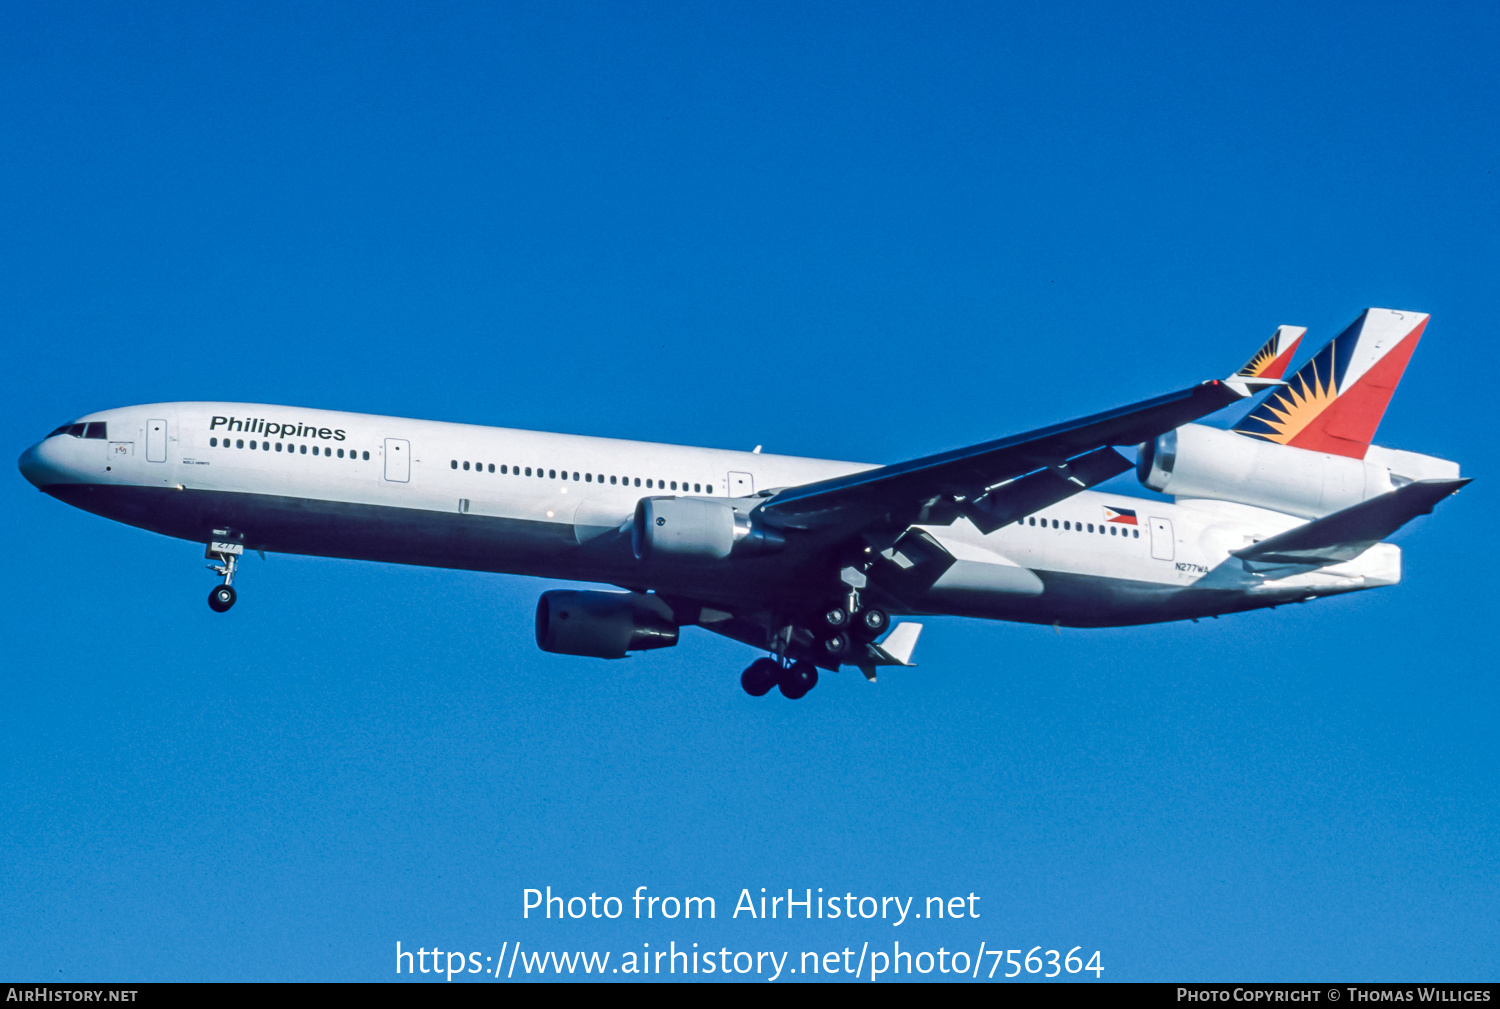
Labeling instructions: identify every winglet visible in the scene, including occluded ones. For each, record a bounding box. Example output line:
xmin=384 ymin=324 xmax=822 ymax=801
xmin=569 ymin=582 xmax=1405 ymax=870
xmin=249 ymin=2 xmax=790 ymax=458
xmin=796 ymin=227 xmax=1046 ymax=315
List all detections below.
xmin=1238 ymin=325 xmax=1305 ymax=380
xmin=1224 ymin=374 xmax=1288 ymax=398
xmin=1222 ymin=324 xmax=1304 ymax=397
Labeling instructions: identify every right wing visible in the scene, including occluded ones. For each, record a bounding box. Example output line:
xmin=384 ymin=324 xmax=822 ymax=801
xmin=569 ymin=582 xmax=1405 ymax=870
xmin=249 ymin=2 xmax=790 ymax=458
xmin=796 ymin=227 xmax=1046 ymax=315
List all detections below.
xmin=758 ymin=377 xmax=1273 ymax=537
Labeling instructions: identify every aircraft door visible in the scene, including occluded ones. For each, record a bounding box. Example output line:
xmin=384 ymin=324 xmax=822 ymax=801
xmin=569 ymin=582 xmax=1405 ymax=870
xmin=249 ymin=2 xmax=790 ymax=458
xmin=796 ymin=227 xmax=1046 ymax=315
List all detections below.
xmin=383 ymin=438 xmax=411 ymax=483
xmin=146 ymin=419 xmax=167 ymax=462
xmin=1148 ymin=517 xmax=1175 ymax=560
xmin=728 ymin=471 xmax=754 ymax=496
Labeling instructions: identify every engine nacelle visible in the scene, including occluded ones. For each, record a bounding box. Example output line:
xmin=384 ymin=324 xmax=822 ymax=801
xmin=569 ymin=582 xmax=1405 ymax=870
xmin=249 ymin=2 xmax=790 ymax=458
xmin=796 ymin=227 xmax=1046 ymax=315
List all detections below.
xmin=1137 ymin=423 xmax=1394 ymax=518
xmin=534 ymin=590 xmax=678 ymax=659
xmin=632 ymin=497 xmax=784 ymax=562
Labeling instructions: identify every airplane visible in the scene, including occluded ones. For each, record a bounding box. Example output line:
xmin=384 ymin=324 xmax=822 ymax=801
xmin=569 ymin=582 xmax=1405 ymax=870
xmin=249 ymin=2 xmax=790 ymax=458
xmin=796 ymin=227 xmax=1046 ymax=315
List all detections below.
xmin=18 ymin=307 xmax=1466 ymax=700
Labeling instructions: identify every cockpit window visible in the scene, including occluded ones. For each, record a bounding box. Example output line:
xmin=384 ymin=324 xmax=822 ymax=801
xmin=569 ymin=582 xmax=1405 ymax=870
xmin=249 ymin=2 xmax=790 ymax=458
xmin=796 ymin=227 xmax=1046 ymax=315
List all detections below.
xmin=46 ymin=421 xmax=107 ymax=439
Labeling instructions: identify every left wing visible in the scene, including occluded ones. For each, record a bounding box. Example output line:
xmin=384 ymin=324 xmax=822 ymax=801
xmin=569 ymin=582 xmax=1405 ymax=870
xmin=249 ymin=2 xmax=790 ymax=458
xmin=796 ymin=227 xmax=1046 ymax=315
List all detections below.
xmin=758 ymin=376 xmax=1267 ymax=536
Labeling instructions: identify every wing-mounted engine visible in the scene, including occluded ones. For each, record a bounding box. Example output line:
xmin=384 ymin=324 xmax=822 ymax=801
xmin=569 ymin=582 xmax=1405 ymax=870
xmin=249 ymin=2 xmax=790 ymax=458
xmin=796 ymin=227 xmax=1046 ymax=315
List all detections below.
xmin=535 ymin=590 xmax=679 ymax=659
xmin=1137 ymin=423 xmax=1400 ymax=519
xmin=632 ymin=497 xmax=784 ymax=562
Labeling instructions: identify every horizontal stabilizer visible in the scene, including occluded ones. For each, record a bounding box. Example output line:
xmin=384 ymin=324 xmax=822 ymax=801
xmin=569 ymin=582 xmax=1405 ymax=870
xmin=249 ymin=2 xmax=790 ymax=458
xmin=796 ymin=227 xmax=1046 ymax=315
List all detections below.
xmin=1232 ymin=478 xmax=1470 ymax=569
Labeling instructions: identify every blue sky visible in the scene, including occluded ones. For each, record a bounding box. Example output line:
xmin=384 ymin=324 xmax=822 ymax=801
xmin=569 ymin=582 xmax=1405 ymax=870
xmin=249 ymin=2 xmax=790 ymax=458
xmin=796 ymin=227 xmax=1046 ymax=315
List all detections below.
xmin=1 ymin=0 xmax=1495 ymax=982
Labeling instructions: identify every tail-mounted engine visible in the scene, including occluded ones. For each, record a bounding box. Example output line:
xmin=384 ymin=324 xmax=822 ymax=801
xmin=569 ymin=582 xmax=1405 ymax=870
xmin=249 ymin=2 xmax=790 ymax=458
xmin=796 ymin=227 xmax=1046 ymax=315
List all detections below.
xmin=535 ymin=590 xmax=678 ymax=659
xmin=632 ymin=497 xmax=784 ymax=562
xmin=1138 ymin=423 xmax=1393 ymax=518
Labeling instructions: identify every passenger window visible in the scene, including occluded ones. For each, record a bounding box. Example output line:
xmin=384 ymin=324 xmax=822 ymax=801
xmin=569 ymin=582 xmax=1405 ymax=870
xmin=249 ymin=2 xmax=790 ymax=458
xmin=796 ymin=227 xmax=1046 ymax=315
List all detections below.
xmin=525 ymin=467 xmax=532 ymax=476
xmin=1087 ymin=523 xmax=1093 ymax=532
xmin=1133 ymin=529 xmax=1140 ymax=538
xmin=361 ymin=451 xmax=369 ymax=460
xmin=549 ymin=469 xmax=556 ymax=479
xmin=488 ymin=464 xmax=494 ymax=473
xmin=572 ymin=472 xmax=579 ymax=481
xmin=1109 ymin=526 xmax=1116 ymax=535
xmin=1064 ymin=521 xmax=1070 ymax=530
xmin=234 ymin=439 xmax=242 ymax=449
xmin=694 ymin=483 xmax=701 ymax=493
xmin=610 ymin=476 xmax=617 ymax=485
xmin=210 ymin=437 xmax=218 ymax=447
xmin=501 ymin=465 xmax=508 ymax=474
xmin=299 ymin=445 xmax=307 ymax=454
xmin=670 ymin=481 xmax=677 ymax=490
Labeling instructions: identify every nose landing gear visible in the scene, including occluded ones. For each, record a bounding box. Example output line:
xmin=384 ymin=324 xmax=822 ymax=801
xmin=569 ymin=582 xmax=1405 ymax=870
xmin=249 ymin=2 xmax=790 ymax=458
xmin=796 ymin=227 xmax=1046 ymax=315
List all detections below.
xmin=205 ymin=536 xmax=244 ymax=612
xmin=209 ymin=584 xmax=237 ymax=612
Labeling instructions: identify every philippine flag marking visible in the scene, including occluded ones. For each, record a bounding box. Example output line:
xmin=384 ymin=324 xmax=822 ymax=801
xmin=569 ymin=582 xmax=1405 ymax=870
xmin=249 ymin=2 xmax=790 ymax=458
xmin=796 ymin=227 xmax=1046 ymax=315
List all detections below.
xmin=1103 ymin=506 xmax=1138 ymax=525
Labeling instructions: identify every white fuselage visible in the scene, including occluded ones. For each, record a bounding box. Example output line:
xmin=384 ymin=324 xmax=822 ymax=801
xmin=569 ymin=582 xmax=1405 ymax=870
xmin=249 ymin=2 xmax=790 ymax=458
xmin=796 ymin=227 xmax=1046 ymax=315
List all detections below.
xmin=19 ymin=402 xmax=1400 ymax=628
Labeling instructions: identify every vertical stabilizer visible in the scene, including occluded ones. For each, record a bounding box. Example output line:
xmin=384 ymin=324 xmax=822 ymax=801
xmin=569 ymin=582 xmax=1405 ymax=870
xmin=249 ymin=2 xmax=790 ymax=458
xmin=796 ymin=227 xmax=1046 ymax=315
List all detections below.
xmin=1233 ymin=309 xmax=1427 ymax=459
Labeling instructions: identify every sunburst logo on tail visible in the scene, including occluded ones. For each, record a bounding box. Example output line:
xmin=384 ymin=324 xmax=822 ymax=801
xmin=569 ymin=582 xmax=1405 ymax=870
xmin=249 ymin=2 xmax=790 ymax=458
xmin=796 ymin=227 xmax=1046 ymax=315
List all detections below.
xmin=1243 ymin=345 xmax=1339 ymax=444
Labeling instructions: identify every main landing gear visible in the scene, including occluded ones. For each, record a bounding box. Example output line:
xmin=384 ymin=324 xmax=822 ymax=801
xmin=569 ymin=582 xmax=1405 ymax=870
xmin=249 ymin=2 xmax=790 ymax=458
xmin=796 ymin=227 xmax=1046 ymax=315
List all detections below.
xmin=739 ymin=656 xmax=820 ymax=700
xmin=739 ymin=594 xmax=887 ymax=700
xmin=816 ymin=596 xmax=887 ymax=662
xmin=205 ymin=536 xmax=244 ymax=612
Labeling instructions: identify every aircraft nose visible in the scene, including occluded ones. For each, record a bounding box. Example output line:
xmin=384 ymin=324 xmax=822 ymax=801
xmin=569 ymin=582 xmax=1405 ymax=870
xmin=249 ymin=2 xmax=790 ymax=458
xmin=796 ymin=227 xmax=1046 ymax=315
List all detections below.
xmin=18 ymin=439 xmax=65 ymax=489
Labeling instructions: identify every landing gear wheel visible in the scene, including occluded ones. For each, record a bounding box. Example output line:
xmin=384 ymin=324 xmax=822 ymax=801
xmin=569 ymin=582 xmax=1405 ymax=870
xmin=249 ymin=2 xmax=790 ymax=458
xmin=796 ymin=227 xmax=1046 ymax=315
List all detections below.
xmin=859 ymin=608 xmax=888 ymax=635
xmin=821 ymin=633 xmax=851 ymax=659
xmin=208 ymin=584 xmax=237 ymax=613
xmin=778 ymin=661 xmax=819 ymax=699
xmin=821 ymin=605 xmax=849 ymax=630
xmin=740 ymin=658 xmax=781 ymax=697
